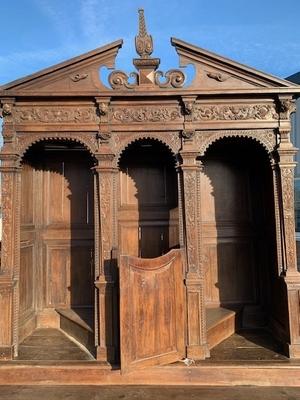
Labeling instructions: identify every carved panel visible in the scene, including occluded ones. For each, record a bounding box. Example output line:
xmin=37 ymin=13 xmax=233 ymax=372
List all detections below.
xmin=281 ymin=168 xmax=297 ymax=271
xmin=14 ymin=106 xmax=99 ymax=124
xmin=99 ymin=172 xmax=113 ymax=275
xmin=193 ymin=104 xmax=278 ymax=121
xmin=183 ymin=170 xmax=198 ymax=273
xmin=1 ymin=173 xmax=14 ymax=273
xmin=196 ymin=129 xmax=276 ymax=156
xmin=111 ymin=107 xmax=182 ymax=123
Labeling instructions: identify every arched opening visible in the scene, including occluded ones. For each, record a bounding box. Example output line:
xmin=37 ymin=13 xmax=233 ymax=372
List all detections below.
xmin=18 ymin=140 xmax=95 ymax=360
xmin=118 ymin=138 xmax=179 ymax=258
xmin=201 ymin=137 xmax=284 ymax=359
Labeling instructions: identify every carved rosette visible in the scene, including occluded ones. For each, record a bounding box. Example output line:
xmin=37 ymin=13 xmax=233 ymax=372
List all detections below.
xmin=281 ymin=168 xmax=297 ymax=272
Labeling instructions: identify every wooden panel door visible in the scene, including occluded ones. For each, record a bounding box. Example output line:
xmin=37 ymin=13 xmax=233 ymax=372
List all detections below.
xmin=120 ymin=249 xmax=185 ymax=373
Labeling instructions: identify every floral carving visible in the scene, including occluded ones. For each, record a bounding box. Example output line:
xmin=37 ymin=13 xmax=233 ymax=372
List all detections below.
xmin=193 ymin=104 xmax=278 ymax=121
xmin=183 ymin=171 xmax=198 ymax=273
xmin=112 ymin=107 xmax=182 ymax=123
xmin=14 ymin=107 xmax=99 ymax=124
xmin=1 ymin=173 xmax=13 ymax=272
xmin=99 ymin=173 xmax=113 ymax=273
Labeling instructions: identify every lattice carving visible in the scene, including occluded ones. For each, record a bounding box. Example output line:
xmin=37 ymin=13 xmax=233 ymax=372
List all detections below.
xmin=196 ymin=129 xmax=276 ymax=156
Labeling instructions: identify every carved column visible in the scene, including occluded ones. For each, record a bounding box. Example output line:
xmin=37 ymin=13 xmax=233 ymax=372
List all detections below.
xmin=180 ymin=141 xmax=209 ymax=360
xmin=0 ymin=99 xmax=21 ymax=360
xmin=94 ymin=151 xmax=118 ymax=363
xmin=276 ymin=104 xmax=300 ymax=357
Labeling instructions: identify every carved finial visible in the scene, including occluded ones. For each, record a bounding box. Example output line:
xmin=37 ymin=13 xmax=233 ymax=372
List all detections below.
xmin=135 ymin=9 xmax=153 ymax=58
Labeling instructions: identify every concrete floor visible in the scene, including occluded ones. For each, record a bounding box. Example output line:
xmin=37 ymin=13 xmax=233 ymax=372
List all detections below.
xmin=0 ymin=386 xmax=299 ymax=400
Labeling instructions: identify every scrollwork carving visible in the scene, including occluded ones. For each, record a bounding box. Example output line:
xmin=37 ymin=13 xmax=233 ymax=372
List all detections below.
xmin=70 ymin=73 xmax=88 ymax=82
xmin=108 ymin=71 xmax=138 ymax=90
xmin=206 ymin=71 xmax=229 ymax=82
xmin=155 ymin=69 xmax=186 ymax=88
xmin=193 ymin=104 xmax=278 ymax=121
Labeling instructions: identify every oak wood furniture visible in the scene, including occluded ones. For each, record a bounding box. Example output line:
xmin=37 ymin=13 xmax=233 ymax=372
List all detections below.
xmin=1 ymin=9 xmax=300 ymax=383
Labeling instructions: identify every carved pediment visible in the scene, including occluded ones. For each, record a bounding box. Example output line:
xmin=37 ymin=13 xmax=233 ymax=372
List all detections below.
xmin=171 ymin=38 xmax=297 ymax=90
xmin=1 ymin=40 xmax=123 ymax=93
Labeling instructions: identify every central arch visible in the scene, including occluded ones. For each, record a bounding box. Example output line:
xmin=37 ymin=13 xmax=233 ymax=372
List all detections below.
xmin=117 ymin=138 xmax=179 ymax=259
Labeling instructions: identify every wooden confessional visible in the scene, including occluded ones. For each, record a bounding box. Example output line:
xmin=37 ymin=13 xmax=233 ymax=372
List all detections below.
xmin=1 ymin=10 xmax=300 ymax=382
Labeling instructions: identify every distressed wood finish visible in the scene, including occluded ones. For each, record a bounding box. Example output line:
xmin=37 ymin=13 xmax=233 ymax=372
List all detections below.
xmin=0 ymin=9 xmax=300 ymax=383
xmin=120 ymin=249 xmax=185 ymax=372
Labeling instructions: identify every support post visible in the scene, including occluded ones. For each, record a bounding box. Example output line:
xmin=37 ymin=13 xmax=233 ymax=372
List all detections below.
xmin=94 ymin=151 xmax=118 ymax=363
xmin=180 ymin=139 xmax=209 ymax=360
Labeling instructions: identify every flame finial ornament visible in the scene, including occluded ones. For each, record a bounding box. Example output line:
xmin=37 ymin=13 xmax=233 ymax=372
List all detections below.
xmin=135 ymin=8 xmax=153 ymax=58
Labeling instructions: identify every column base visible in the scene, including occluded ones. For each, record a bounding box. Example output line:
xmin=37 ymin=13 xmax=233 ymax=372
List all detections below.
xmin=0 ymin=346 xmax=13 ymax=360
xmin=285 ymin=343 xmax=300 ymax=359
xmin=96 ymin=345 xmax=116 ymax=363
xmin=187 ymin=344 xmax=210 ymax=360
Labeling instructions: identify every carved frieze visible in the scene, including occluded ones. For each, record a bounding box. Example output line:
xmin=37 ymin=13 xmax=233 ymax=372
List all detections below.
xmin=111 ymin=107 xmax=182 ymax=123
xmin=14 ymin=107 xmax=99 ymax=124
xmin=193 ymin=104 xmax=278 ymax=121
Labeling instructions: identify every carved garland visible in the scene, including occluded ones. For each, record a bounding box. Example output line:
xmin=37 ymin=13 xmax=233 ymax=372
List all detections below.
xmin=111 ymin=107 xmax=182 ymax=123
xmin=196 ymin=129 xmax=276 ymax=157
xmin=113 ymin=132 xmax=181 ymax=166
xmin=14 ymin=107 xmax=99 ymax=124
xmin=193 ymin=104 xmax=278 ymax=121
xmin=17 ymin=133 xmax=98 ymax=161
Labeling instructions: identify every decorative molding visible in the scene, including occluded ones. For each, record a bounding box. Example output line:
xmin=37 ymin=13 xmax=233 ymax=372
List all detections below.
xmin=193 ymin=104 xmax=278 ymax=121
xmin=196 ymin=129 xmax=276 ymax=156
xmin=17 ymin=133 xmax=98 ymax=159
xmin=112 ymin=107 xmax=182 ymax=123
xmin=14 ymin=107 xmax=99 ymax=124
xmin=206 ymin=71 xmax=229 ymax=82
xmin=70 ymin=73 xmax=88 ymax=82
xmin=154 ymin=69 xmax=186 ymax=88
xmin=112 ymin=132 xmax=180 ymax=165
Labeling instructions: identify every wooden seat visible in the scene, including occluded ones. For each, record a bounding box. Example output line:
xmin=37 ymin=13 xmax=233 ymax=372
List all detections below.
xmin=56 ymin=308 xmax=94 ymax=355
xmin=206 ymin=307 xmax=240 ymax=350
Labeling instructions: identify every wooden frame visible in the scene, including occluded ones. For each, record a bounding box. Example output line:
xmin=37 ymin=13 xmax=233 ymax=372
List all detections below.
xmin=1 ymin=10 xmax=300 ymax=373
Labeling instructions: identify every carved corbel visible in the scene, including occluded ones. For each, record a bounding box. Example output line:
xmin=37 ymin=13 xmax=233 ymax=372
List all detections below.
xmin=0 ymin=99 xmax=16 ymax=145
xmin=181 ymin=129 xmax=195 ymax=143
xmin=95 ymin=97 xmax=112 ymax=145
xmin=181 ymin=96 xmax=197 ymax=119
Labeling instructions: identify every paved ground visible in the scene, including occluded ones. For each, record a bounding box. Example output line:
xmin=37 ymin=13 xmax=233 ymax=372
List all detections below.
xmin=0 ymin=386 xmax=299 ymax=400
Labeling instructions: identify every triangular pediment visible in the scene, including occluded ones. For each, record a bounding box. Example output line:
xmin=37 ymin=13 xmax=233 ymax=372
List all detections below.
xmin=1 ymin=40 xmax=123 ymax=93
xmin=171 ymin=38 xmax=297 ymax=90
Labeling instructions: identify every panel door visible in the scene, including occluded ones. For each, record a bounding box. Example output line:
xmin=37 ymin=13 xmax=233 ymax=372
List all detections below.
xmin=120 ymin=249 xmax=186 ymax=373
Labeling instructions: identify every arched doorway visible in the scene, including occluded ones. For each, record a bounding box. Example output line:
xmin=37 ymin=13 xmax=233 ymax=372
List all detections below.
xmin=201 ymin=137 xmax=283 ymax=357
xmin=18 ymin=140 xmax=95 ymax=360
xmin=118 ymin=138 xmax=179 ymax=258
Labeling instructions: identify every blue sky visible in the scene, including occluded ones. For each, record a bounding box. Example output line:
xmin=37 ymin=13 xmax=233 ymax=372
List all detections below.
xmin=1 ymin=0 xmax=300 ymax=85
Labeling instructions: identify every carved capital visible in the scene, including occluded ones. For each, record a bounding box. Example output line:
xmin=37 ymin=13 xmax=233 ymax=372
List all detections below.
xmin=277 ymin=96 xmax=296 ymax=119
